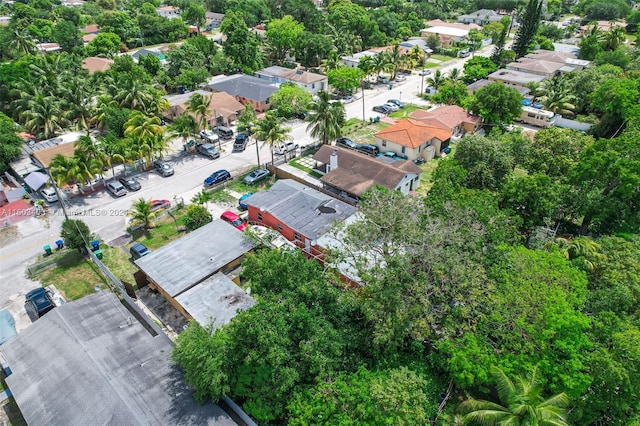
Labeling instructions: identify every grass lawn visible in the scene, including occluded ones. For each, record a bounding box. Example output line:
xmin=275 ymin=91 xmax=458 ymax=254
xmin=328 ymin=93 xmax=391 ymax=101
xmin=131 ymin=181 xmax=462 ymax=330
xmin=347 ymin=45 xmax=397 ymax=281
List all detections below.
xmin=389 ymin=104 xmax=427 ymax=119
xmin=414 ymin=144 xmax=457 ymax=195
xmin=100 ymin=245 xmax=139 ymax=284
xmin=35 ymin=250 xmax=107 ymax=300
xmin=429 ymin=54 xmax=454 ymax=62
xmin=130 ymin=211 xmax=189 ymax=250
xmin=347 ymin=121 xmax=391 ymax=144
xmin=421 ymin=62 xmax=440 ymax=68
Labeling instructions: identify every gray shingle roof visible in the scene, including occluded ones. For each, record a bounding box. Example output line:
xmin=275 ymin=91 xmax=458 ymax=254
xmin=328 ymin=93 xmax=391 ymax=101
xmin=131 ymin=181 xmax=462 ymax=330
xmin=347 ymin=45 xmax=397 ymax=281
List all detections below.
xmin=135 ymin=220 xmax=255 ymax=297
xmin=208 ymin=74 xmax=279 ymax=102
xmin=1 ymin=291 xmax=236 ymax=426
xmin=245 ymin=180 xmax=357 ymax=240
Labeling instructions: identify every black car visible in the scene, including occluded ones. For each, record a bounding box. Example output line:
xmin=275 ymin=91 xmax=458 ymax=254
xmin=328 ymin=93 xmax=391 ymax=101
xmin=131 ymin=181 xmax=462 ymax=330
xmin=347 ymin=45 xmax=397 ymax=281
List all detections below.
xmin=25 ymin=288 xmax=55 ymax=318
xmin=233 ymin=134 xmax=248 ymax=152
xmin=196 ymin=143 xmax=221 ymax=159
xmin=356 ymin=143 xmax=380 ymax=156
xmin=213 ymin=126 xmax=234 ymax=140
xmin=130 ymin=242 xmax=151 ymax=260
xmin=204 ymin=169 xmax=231 ymax=186
xmin=335 ymin=137 xmax=357 ymax=150
xmin=119 ymin=177 xmax=142 ymax=191
xmin=373 ymin=105 xmax=392 ymax=114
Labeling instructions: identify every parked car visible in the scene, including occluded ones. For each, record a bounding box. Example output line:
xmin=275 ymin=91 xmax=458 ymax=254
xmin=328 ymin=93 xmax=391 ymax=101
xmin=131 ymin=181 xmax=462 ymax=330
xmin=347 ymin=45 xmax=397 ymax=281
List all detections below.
xmin=238 ymin=193 xmax=254 ymax=211
xmin=373 ymin=105 xmax=392 ymax=114
xmin=25 ymin=288 xmax=55 ymax=318
xmin=130 ymin=242 xmax=151 ymax=260
xmin=458 ymin=49 xmax=471 ymax=58
xmin=199 ymin=129 xmax=219 ymax=143
xmin=418 ymin=69 xmax=432 ymax=76
xmin=119 ymin=177 xmax=141 ymax=191
xmin=335 ymin=137 xmax=357 ymax=149
xmin=395 ymin=75 xmax=406 ymax=82
xmin=213 ymin=126 xmax=234 ymax=139
xmin=274 ymin=142 xmax=299 ymax=155
xmin=220 ymin=210 xmax=247 ymax=231
xmin=106 ymin=180 xmax=127 ymax=197
xmin=40 ymin=186 xmax=58 ymax=203
xmin=387 ymin=99 xmax=405 ymax=108
xmin=397 ymin=68 xmax=413 ymax=75
xmin=294 ymin=111 xmax=307 ymax=120
xmin=383 ymin=103 xmax=399 ymax=112
xmin=377 ymin=75 xmax=389 ymax=84
xmin=196 ymin=143 xmax=221 ymax=159
xmin=150 ymin=199 xmax=171 ymax=211
xmin=204 ymin=169 xmax=231 ymax=186
xmin=340 ymin=95 xmax=355 ymax=104
xmin=378 ymin=151 xmax=408 ymax=161
xmin=153 ymin=159 xmax=174 ymax=177
xmin=243 ymin=168 xmax=270 ymax=185
xmin=233 ymin=134 xmax=248 ymax=152
xmin=356 ymin=143 xmax=380 ymax=156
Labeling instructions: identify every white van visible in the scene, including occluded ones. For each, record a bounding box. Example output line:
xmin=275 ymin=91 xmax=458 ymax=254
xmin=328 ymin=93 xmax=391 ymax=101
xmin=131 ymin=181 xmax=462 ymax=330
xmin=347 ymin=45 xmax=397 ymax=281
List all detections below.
xmin=40 ymin=187 xmax=58 ymax=203
xmin=106 ymin=180 xmax=127 ymax=197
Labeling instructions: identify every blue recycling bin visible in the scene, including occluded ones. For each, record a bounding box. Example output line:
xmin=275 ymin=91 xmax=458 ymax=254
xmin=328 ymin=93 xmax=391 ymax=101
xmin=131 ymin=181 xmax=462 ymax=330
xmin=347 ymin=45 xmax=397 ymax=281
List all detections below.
xmin=55 ymin=239 xmax=64 ymax=250
xmin=91 ymin=240 xmax=100 ymax=251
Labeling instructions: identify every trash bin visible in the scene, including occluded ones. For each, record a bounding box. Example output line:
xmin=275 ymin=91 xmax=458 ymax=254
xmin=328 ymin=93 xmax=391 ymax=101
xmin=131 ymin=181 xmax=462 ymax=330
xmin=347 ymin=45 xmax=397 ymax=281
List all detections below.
xmin=94 ymin=249 xmax=103 ymax=260
xmin=55 ymin=239 xmax=64 ymax=250
xmin=91 ymin=240 xmax=100 ymax=251
xmin=389 ymin=84 xmax=393 ymax=90
xmin=44 ymin=245 xmax=52 ymax=256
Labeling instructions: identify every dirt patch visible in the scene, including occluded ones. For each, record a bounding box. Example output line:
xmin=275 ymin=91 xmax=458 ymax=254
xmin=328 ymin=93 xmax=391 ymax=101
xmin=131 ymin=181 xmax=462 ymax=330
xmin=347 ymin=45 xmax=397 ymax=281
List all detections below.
xmin=0 ymin=225 xmax=19 ymax=248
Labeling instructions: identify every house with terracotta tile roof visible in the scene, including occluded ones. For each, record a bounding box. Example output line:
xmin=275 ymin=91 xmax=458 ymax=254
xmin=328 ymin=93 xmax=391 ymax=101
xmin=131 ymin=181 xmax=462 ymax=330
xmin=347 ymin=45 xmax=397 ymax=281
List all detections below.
xmin=82 ymin=24 xmax=100 ymax=34
xmin=164 ymin=89 xmax=244 ymax=127
xmin=81 ymin=57 xmax=114 ymax=74
xmin=524 ymin=50 xmax=591 ymax=71
xmin=373 ymin=119 xmax=452 ymax=161
xmin=82 ymin=33 xmax=97 ymax=44
xmin=410 ymin=105 xmax=482 ymax=139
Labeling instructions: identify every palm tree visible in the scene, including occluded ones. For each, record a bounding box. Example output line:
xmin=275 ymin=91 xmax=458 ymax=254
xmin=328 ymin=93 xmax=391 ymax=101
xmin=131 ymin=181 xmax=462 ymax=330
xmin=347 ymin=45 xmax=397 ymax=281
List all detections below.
xmin=64 ymin=82 xmax=95 ymax=133
xmin=237 ymin=104 xmax=260 ymax=166
xmin=186 ymin=92 xmax=212 ymax=130
xmin=321 ymin=50 xmax=342 ymax=73
xmin=305 ymin=91 xmax=345 ymax=145
xmin=98 ymin=134 xmax=126 ymax=178
xmin=358 ymin=55 xmax=376 ymax=81
xmin=21 ymin=93 xmax=66 ymax=139
xmin=113 ymin=79 xmax=154 ymax=111
xmin=8 ymin=30 xmax=36 ymax=58
xmin=426 ymin=70 xmax=446 ymax=92
xmin=253 ymin=111 xmax=290 ymax=167
xmin=166 ymin=115 xmax=198 ymax=146
xmin=603 ymin=25 xmax=626 ymax=51
xmin=124 ymin=111 xmax=164 ymax=142
xmin=537 ymin=76 xmax=576 ymax=117
xmin=447 ymin=67 xmax=462 ymax=83
xmin=372 ymin=51 xmax=392 ymax=78
xmin=191 ymin=190 xmax=214 ymax=210
xmin=550 ymin=236 xmax=603 ymax=271
xmin=128 ymin=198 xmax=157 ymax=229
xmin=408 ymin=45 xmax=426 ymax=68
xmin=386 ymin=45 xmax=404 ymax=80
xmin=91 ymin=95 xmax=119 ymax=134
xmin=49 ymin=154 xmax=78 ymax=188
xmin=458 ymin=366 xmax=570 ymax=426
xmin=75 ymin=135 xmax=106 ymax=168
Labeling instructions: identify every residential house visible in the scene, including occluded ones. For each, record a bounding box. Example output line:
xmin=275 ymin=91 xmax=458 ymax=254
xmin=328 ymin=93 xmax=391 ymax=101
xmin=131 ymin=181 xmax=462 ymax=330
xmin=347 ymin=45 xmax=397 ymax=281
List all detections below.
xmin=82 ymin=33 xmax=97 ymax=43
xmin=156 ymin=5 xmax=181 ymax=18
xmin=207 ymin=74 xmax=279 ymax=112
xmin=398 ymin=38 xmax=433 ymax=54
xmin=81 ymin=56 xmax=114 ymax=74
xmin=372 ymin=118 xmax=452 ymax=162
xmin=205 ymin=12 xmax=225 ymax=31
xmin=81 ymin=24 xmax=100 ymax=34
xmin=0 ymin=16 xmax=11 ymax=26
xmin=164 ymin=89 xmax=244 ymax=127
xmin=410 ymin=105 xmax=482 ymax=140
xmin=131 ymin=48 xmax=166 ymax=62
xmin=36 ymin=42 xmax=62 ymax=53
xmin=60 ymin=0 xmax=85 ymax=6
xmin=421 ymin=20 xmax=481 ymax=48
xmin=506 ymin=58 xmax=569 ymax=77
xmin=244 ymin=179 xmax=358 ymax=259
xmin=579 ymin=20 xmax=624 ymax=36
xmin=0 ymin=291 xmax=238 ymax=425
xmin=313 ymin=145 xmax=423 ymax=198
xmin=255 ymin=66 xmax=328 ymax=95
xmin=467 ymin=79 xmax=531 ymax=96
xmin=458 ymin=9 xmax=506 ymax=25
xmin=134 ymin=220 xmax=256 ymax=323
xmin=487 ymin=68 xmax=546 ymax=88
xmin=524 ymin=49 xmax=590 ymax=71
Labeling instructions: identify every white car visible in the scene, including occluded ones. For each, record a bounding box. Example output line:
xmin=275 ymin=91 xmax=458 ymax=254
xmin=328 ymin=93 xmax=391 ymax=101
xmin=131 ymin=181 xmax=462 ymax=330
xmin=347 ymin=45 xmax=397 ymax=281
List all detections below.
xmin=40 ymin=186 xmax=58 ymax=203
xmin=395 ymin=75 xmax=406 ymax=82
xmin=274 ymin=142 xmax=299 ymax=155
xmin=383 ymin=103 xmax=399 ymax=112
xmin=418 ymin=69 xmax=432 ymax=76
xmin=199 ymin=129 xmax=219 ymax=143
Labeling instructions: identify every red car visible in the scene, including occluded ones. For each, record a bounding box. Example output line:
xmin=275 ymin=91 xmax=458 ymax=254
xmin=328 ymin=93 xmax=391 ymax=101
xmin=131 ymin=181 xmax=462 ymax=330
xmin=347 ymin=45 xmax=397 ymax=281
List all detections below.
xmin=150 ymin=199 xmax=171 ymax=212
xmin=220 ymin=210 xmax=247 ymax=231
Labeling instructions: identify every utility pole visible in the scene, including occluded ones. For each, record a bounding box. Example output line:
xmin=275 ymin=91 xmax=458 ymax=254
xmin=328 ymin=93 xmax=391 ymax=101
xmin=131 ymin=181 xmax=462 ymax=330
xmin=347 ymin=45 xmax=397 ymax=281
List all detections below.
xmin=361 ymin=80 xmax=366 ymax=123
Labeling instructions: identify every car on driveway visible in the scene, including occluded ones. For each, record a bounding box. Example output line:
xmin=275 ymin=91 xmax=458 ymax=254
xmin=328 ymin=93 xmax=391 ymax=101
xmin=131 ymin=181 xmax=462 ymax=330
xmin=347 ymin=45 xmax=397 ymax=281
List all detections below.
xmin=233 ymin=134 xmax=248 ymax=152
xmin=238 ymin=193 xmax=254 ymax=210
xmin=387 ymin=99 xmax=405 ymax=108
xmin=199 ymin=129 xmax=219 ymax=143
xmin=150 ymin=199 xmax=171 ymax=211
xmin=204 ymin=169 xmax=231 ymax=187
xmin=418 ymin=69 xmax=432 ymax=76
xmin=373 ymin=105 xmax=392 ymax=114
xmin=336 ymin=137 xmax=357 ymax=149
xmin=106 ymin=180 xmax=127 ymax=197
xmin=274 ymin=142 xmax=299 ymax=155
xmin=153 ymin=159 xmax=174 ymax=177
xmin=130 ymin=242 xmax=151 ymax=260
xmin=243 ymin=168 xmax=270 ymax=185
xmin=119 ymin=177 xmax=141 ymax=191
xmin=25 ymin=288 xmax=55 ymax=318
xmin=220 ymin=210 xmax=247 ymax=231
xmin=196 ymin=143 xmax=221 ymax=159
xmin=356 ymin=143 xmax=380 ymax=156
xmin=40 ymin=186 xmax=58 ymax=203
xmin=395 ymin=74 xmax=406 ymax=82
xmin=383 ymin=103 xmax=399 ymax=112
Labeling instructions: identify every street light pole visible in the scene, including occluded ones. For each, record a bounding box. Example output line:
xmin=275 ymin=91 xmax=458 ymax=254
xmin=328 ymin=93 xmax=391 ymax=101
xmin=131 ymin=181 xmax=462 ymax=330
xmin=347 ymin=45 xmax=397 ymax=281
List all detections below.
xmin=361 ymin=80 xmax=366 ymax=124
xmin=421 ymin=75 xmax=424 ymax=96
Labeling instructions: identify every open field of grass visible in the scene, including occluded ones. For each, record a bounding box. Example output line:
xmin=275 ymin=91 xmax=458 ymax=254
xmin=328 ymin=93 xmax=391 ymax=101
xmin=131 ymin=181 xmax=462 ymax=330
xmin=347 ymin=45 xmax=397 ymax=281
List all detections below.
xmin=100 ymin=245 xmax=139 ymax=284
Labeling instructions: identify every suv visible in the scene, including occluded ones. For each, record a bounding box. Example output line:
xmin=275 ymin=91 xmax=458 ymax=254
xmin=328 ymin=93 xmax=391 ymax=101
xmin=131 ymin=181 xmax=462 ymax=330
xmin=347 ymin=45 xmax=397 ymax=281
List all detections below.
xmin=213 ymin=126 xmax=234 ymax=140
xmin=199 ymin=129 xmax=219 ymax=143
xmin=153 ymin=159 xmax=174 ymax=177
xmin=196 ymin=143 xmax=221 ymax=159
xmin=106 ymin=180 xmax=127 ymax=197
xmin=25 ymin=288 xmax=55 ymax=318
xmin=233 ymin=134 xmax=248 ymax=152
xmin=130 ymin=242 xmax=151 ymax=260
xmin=373 ymin=105 xmax=392 ymax=114
xmin=274 ymin=142 xmax=299 ymax=155
xmin=40 ymin=186 xmax=58 ymax=203
xmin=335 ymin=137 xmax=357 ymax=150
xmin=356 ymin=143 xmax=380 ymax=156
xmin=458 ymin=49 xmax=471 ymax=58
xmin=204 ymin=169 xmax=231 ymax=186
